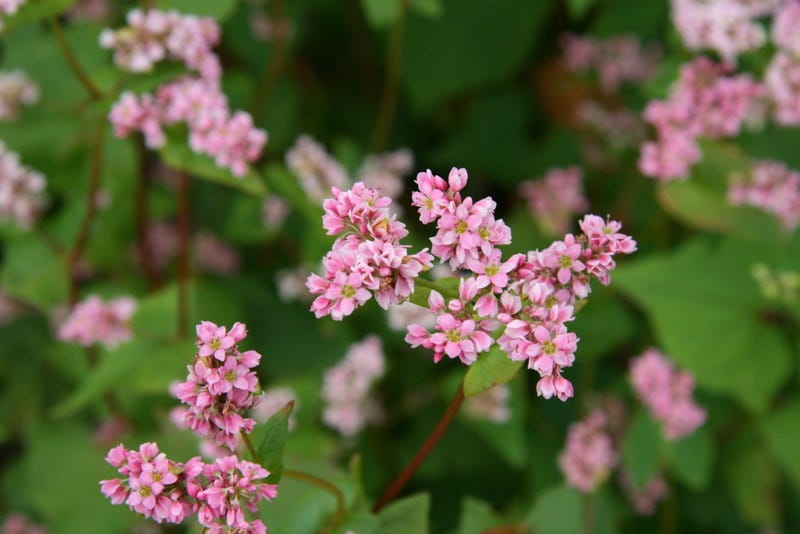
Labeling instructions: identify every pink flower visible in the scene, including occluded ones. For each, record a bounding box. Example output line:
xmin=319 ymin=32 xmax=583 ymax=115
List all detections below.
xmin=558 ymin=410 xmax=617 ymax=492
xmin=518 ymin=167 xmax=588 ymax=236
xmin=728 ymin=159 xmax=800 ymax=230
xmin=411 ymin=169 xmax=450 ymax=224
xmin=0 ymin=141 xmax=46 ymax=228
xmin=58 ymin=295 xmax=137 ymax=349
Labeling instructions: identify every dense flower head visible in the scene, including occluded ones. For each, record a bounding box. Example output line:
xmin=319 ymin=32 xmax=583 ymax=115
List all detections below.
xmin=286 ymin=134 xmax=349 ymax=202
xmin=630 ymin=348 xmax=706 ymax=440
xmin=619 ymin=470 xmax=669 ymax=516
xmin=406 ymin=167 xmax=637 ymax=401
xmin=321 ymin=335 xmax=385 ymax=436
xmin=561 ymin=33 xmax=661 ymax=93
xmin=463 ymin=384 xmax=512 ymax=423
xmin=0 ymin=70 xmax=38 ymax=121
xmin=58 ymin=295 xmax=137 ymax=349
xmin=728 ymin=159 xmax=800 ymax=230
xmin=306 ymin=181 xmax=434 ymax=320
xmin=765 ymin=51 xmax=800 ymax=126
xmin=171 ymin=321 xmax=262 ymax=449
xmin=671 ymin=0 xmax=778 ymax=61
xmin=101 ymin=443 xmax=276 ymax=531
xmin=99 ymin=9 xmax=220 ymax=79
xmin=772 ymin=1 xmax=800 ymax=55
xmin=0 ymin=514 xmax=46 ymax=534
xmin=518 ymin=166 xmax=589 ymax=236
xmin=0 ymin=141 xmax=46 ymax=228
xmin=558 ymin=410 xmax=618 ymax=492
xmin=109 ymin=77 xmax=267 ymax=177
xmin=639 ymin=57 xmax=764 ymax=180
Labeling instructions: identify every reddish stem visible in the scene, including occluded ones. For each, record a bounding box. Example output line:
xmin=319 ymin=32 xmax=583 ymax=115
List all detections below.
xmin=176 ymin=171 xmax=190 ymax=339
xmin=372 ymin=381 xmax=465 ymax=512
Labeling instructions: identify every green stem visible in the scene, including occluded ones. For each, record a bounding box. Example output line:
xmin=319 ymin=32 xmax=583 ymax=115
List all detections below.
xmin=241 ymin=432 xmax=258 ymax=461
xmin=283 ymin=469 xmax=347 ymax=531
xmin=372 ymin=380 xmax=465 ymax=512
xmin=369 ymin=0 xmax=408 ymax=153
xmin=49 ymin=17 xmax=103 ymax=101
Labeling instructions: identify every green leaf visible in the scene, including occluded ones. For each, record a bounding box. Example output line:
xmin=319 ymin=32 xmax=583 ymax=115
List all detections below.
xmin=409 ymin=0 xmax=443 ymax=18
xmin=377 ymin=493 xmax=430 ymax=534
xmin=461 ymin=378 xmax=527 ymax=467
xmin=526 ymin=485 xmax=583 ymax=534
xmin=456 ymin=497 xmax=501 ymax=534
xmin=665 ymin=426 xmax=714 ymax=491
xmin=255 ymin=401 xmax=294 ymax=484
xmin=403 ymin=0 xmax=555 ymax=111
xmin=763 ymin=398 xmax=800 ymax=490
xmin=0 ymin=0 xmax=77 ymax=33
xmin=361 ymin=0 xmax=402 ymax=28
xmin=463 ymin=345 xmax=524 ymax=398
xmin=621 ymin=411 xmax=661 ymax=490
xmin=721 ymin=433 xmax=781 ymax=526
xmin=0 ymin=235 xmax=68 ymax=310
xmin=614 ymin=237 xmax=794 ymax=412
xmin=155 ymin=0 xmax=237 ymax=20
xmin=159 ymin=137 xmax=267 ymax=197
xmin=567 ymin=0 xmax=596 ymax=18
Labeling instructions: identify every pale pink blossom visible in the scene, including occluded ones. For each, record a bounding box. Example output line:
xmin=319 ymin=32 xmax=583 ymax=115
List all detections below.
xmin=0 ymin=141 xmax=46 ymax=228
xmin=463 ymin=384 xmax=512 ymax=423
xmin=630 ymin=348 xmax=706 ymax=440
xmin=58 ymin=295 xmax=137 ymax=349
xmin=252 ymin=386 xmax=298 ymax=431
xmin=558 ymin=410 xmax=618 ymax=492
xmin=286 ymin=134 xmax=349 ymax=202
xmin=0 ymin=70 xmax=38 ymax=121
xmin=619 ymin=470 xmax=669 ymax=516
xmin=357 ymin=147 xmax=413 ymax=200
xmin=193 ymin=231 xmax=240 ymax=275
xmin=519 ymin=167 xmax=588 ymax=236
xmin=773 ymin=1 xmax=800 ymax=55
xmin=728 ymin=159 xmax=800 ymax=230
xmin=1 ymin=514 xmax=46 ymax=534
xmin=765 ymin=51 xmax=800 ymax=126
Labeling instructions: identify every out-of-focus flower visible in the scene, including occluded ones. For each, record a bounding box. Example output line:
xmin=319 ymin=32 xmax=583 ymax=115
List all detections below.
xmin=0 ymin=141 xmax=46 ymax=228
xmin=193 ymin=231 xmax=240 ymax=275
xmin=1 ymin=514 xmax=46 ymax=534
xmin=463 ymin=384 xmax=512 ymax=423
xmin=0 ymin=70 xmax=38 ymax=121
xmin=58 ymin=295 xmax=137 ymax=349
xmin=252 ymin=386 xmax=298 ymax=431
xmin=518 ymin=166 xmax=588 ymax=236
xmin=286 ymin=135 xmax=349 ymax=202
xmin=558 ymin=409 xmax=617 ymax=492
xmin=618 ymin=470 xmax=669 ymax=516
xmin=729 ymin=159 xmax=800 ymax=230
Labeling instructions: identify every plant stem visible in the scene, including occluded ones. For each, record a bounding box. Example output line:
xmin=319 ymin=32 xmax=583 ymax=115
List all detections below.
xmin=283 ymin=469 xmax=347 ymax=528
xmin=251 ymin=0 xmax=289 ymax=119
xmin=134 ymin=138 xmax=161 ymax=290
xmin=49 ymin=17 xmax=103 ymax=101
xmin=241 ymin=431 xmax=258 ymax=461
xmin=67 ymin=116 xmax=106 ymax=305
xmin=176 ymin=171 xmax=190 ymax=339
xmin=369 ymin=0 xmax=408 ymax=153
xmin=372 ymin=380 xmax=465 ymax=512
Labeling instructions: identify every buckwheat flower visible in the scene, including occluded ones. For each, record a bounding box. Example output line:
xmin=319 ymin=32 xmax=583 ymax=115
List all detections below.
xmin=0 ymin=141 xmax=46 ymax=228
xmin=286 ymin=134 xmax=349 ymax=202
xmin=58 ymin=295 xmax=137 ymax=349
xmin=0 ymin=70 xmax=39 ymax=121
xmin=1 ymin=514 xmax=46 ymax=534
xmin=558 ymin=410 xmax=617 ymax=492
xmin=773 ymin=1 xmax=800 ymax=55
xmin=411 ymin=169 xmax=450 ymax=224
xmin=172 ymin=321 xmax=262 ymax=449
xmin=518 ymin=167 xmax=588 ymax=236
xmin=321 ymin=335 xmax=385 ymax=436
xmin=463 ymin=384 xmax=512 ymax=423
xmin=728 ymin=159 xmax=800 ymax=230
xmin=194 ymin=456 xmax=277 ymax=533
xmin=618 ymin=470 xmax=668 ymax=516
xmin=630 ymin=348 xmax=706 ymax=440
xmin=357 ymin=147 xmax=413 ymax=200
xmin=275 ymin=265 xmax=312 ymax=302
xmin=262 ymin=195 xmax=291 ymax=230
xmin=252 ymin=386 xmax=298 ymax=431
xmin=193 ymin=231 xmax=240 ymax=275
xmin=765 ymin=51 xmax=800 ymax=126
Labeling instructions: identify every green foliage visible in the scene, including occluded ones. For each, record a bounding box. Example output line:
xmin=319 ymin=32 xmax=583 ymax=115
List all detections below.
xmin=377 ymin=493 xmax=430 ymax=534
xmin=155 ymin=0 xmax=237 ymax=20
xmin=0 ymin=236 xmax=67 ymax=310
xmin=0 ymin=0 xmax=77 ymax=33
xmin=526 ymin=485 xmax=584 ymax=534
xmin=463 ymin=345 xmax=523 ymax=398
xmin=763 ymin=398 xmax=800 ymax=490
xmin=621 ymin=411 xmax=661 ymax=489
xmin=255 ymin=401 xmax=294 ymax=483
xmin=665 ymin=426 xmax=715 ymax=491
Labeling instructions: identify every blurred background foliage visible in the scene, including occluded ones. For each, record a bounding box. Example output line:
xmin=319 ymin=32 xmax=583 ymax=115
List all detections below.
xmin=0 ymin=0 xmax=799 ymax=533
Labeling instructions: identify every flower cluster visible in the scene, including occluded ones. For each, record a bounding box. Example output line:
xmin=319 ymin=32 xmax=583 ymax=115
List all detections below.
xmin=109 ymin=77 xmax=267 ymax=177
xmin=671 ymin=0 xmax=778 ymax=61
xmin=321 ymin=335 xmax=385 ymax=436
xmin=286 ymin=135 xmax=350 ymax=202
xmin=100 ymin=443 xmax=277 ymax=532
xmin=618 ymin=470 xmax=669 ymax=516
xmin=406 ymin=169 xmax=636 ymax=399
xmin=0 ymin=70 xmax=38 ymax=121
xmin=171 ymin=321 xmax=262 ymax=449
xmin=357 ymin=147 xmax=414 ymax=202
xmin=558 ymin=409 xmax=618 ymax=492
xmin=0 ymin=514 xmax=46 ymax=534
xmin=463 ymin=384 xmax=512 ymax=424
xmin=765 ymin=1 xmax=800 ymax=126
xmin=305 ymin=182 xmax=434 ymax=320
xmin=0 ymin=141 xmax=46 ymax=228
xmin=518 ymin=166 xmax=588 ymax=236
xmin=0 ymin=0 xmax=26 ymax=31
xmin=639 ymin=57 xmax=763 ymax=180
xmin=630 ymin=348 xmax=706 ymax=440
xmin=728 ymin=159 xmax=800 ymax=230
xmin=99 ymin=8 xmax=220 ymax=79
xmin=57 ymin=295 xmax=137 ymax=349
xmin=561 ymin=33 xmax=660 ymax=93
